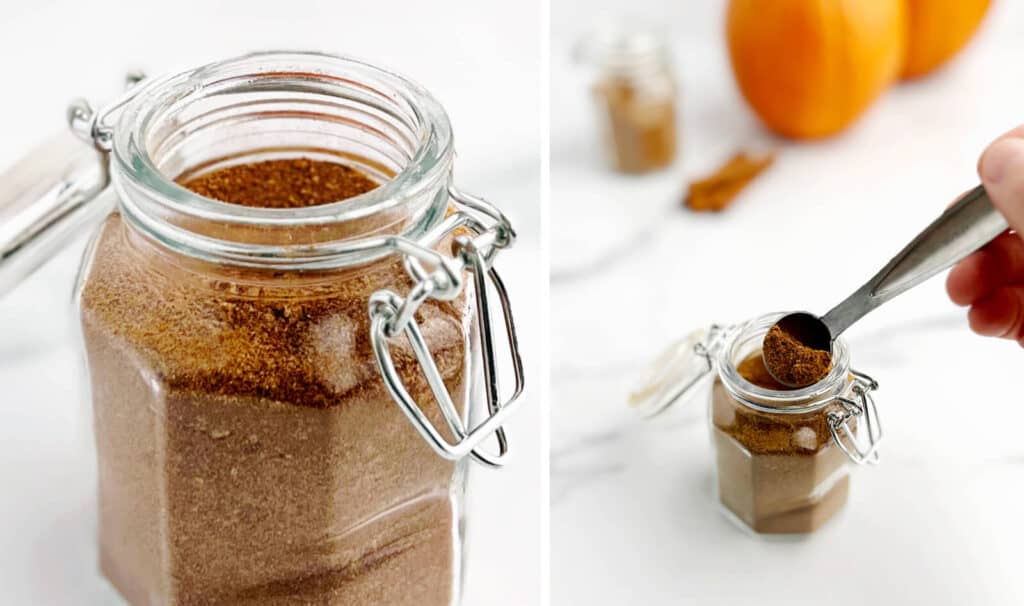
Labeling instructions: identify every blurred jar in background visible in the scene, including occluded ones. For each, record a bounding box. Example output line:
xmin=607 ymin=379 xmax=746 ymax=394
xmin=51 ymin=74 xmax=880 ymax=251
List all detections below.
xmin=576 ymin=27 xmax=678 ymax=174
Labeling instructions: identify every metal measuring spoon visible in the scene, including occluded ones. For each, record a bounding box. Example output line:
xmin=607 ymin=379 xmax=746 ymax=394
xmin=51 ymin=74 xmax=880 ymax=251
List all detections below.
xmin=765 ymin=184 xmax=1009 ymax=387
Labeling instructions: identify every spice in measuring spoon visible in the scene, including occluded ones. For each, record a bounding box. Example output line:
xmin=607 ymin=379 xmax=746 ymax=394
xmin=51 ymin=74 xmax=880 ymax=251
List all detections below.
xmin=761 ymin=323 xmax=832 ymax=389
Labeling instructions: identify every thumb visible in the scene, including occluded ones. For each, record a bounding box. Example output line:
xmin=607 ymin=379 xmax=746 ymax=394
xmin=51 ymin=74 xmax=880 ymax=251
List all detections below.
xmin=979 ymin=129 xmax=1024 ymax=234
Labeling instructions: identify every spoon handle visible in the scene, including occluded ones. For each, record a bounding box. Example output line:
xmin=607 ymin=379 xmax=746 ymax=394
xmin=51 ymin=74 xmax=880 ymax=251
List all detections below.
xmin=823 ymin=184 xmax=1008 ymax=337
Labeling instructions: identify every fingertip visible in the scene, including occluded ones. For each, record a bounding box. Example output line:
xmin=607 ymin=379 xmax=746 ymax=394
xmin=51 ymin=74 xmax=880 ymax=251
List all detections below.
xmin=946 ymin=257 xmax=978 ymax=305
xmin=981 ymin=138 xmax=1014 ymax=184
xmin=968 ymin=288 xmax=1024 ymax=340
xmin=980 ymin=125 xmax=1024 ymax=177
xmin=968 ymin=299 xmax=1007 ymax=337
xmin=980 ymin=137 xmax=1024 ymax=233
xmin=946 ymin=257 xmax=980 ymax=306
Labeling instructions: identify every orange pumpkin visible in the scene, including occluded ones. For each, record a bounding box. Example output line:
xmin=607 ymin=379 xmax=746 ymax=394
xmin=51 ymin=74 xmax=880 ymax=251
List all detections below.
xmin=901 ymin=0 xmax=991 ymax=79
xmin=727 ymin=0 xmax=907 ymax=139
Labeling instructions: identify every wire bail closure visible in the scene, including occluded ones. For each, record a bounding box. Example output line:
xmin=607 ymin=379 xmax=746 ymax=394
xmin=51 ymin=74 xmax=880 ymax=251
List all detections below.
xmin=68 ymin=71 xmax=148 ymax=153
xmin=369 ymin=187 xmax=525 ymax=467
xmin=827 ymin=370 xmax=882 ymax=465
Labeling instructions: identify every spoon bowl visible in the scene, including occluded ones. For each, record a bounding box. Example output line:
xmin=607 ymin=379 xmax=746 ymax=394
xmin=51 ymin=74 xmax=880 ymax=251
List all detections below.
xmin=773 ymin=312 xmax=832 ymax=353
xmin=763 ymin=312 xmax=833 ymax=387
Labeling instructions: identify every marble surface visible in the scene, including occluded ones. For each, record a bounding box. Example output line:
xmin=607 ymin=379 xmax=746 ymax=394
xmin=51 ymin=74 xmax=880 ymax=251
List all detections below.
xmin=0 ymin=2 xmax=541 ymax=604
xmin=551 ymin=1 xmax=1024 ymax=605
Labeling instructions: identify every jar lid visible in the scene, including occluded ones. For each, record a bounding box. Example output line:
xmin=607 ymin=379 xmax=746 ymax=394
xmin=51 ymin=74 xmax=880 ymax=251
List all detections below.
xmin=0 ymin=118 xmax=118 ymax=298
xmin=628 ymin=326 xmax=723 ymax=417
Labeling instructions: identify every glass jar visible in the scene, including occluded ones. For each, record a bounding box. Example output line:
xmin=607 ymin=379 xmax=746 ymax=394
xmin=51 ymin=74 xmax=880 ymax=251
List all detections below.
xmin=575 ymin=27 xmax=678 ymax=174
xmin=0 ymin=51 xmax=524 ymax=605
xmin=632 ymin=313 xmax=881 ymax=536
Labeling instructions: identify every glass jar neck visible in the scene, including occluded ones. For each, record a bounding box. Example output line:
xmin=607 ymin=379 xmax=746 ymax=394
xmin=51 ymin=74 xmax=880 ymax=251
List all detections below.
xmin=109 ymin=51 xmax=454 ymax=270
xmin=717 ymin=313 xmax=852 ymax=415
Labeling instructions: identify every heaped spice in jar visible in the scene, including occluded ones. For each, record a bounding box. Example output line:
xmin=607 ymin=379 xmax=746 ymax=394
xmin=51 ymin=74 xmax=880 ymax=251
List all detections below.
xmin=81 ymin=158 xmax=469 ymax=605
xmin=761 ymin=323 xmax=832 ymax=388
xmin=181 ymin=158 xmax=378 ymax=208
xmin=711 ymin=351 xmax=850 ymax=534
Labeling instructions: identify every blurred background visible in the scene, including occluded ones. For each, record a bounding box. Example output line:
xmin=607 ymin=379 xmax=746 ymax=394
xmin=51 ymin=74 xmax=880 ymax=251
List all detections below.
xmin=0 ymin=2 xmax=540 ymax=604
xmin=551 ymin=0 xmax=1024 ymax=604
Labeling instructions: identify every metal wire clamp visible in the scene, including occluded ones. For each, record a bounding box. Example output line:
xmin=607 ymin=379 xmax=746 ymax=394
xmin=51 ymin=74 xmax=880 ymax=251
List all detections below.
xmin=369 ymin=187 xmax=525 ymax=467
xmin=828 ymin=370 xmax=882 ymax=465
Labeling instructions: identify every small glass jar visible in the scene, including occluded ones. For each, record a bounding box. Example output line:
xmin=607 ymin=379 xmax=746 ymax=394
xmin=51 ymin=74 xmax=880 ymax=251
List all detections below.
xmin=0 ymin=51 xmax=525 ymax=605
xmin=632 ymin=313 xmax=881 ymax=536
xmin=576 ymin=28 xmax=678 ymax=174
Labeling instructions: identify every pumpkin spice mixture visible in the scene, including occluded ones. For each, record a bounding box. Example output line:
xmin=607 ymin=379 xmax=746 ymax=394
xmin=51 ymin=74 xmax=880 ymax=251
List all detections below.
xmin=761 ymin=324 xmax=832 ymax=389
xmin=711 ymin=351 xmax=850 ymax=534
xmin=82 ymin=158 xmax=469 ymax=605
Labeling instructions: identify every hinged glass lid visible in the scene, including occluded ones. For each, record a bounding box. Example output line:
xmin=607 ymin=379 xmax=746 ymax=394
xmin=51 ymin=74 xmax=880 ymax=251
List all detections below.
xmin=628 ymin=324 xmax=732 ymax=417
xmin=0 ymin=131 xmax=111 ymax=296
xmin=0 ymin=71 xmax=147 ymax=296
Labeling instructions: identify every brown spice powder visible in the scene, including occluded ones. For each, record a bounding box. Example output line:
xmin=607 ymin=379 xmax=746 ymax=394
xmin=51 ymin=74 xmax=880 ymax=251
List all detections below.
xmin=711 ymin=351 xmax=851 ymax=533
xmin=684 ymin=150 xmax=775 ymax=212
xmin=762 ymin=324 xmax=832 ymax=388
xmin=718 ymin=352 xmax=834 ymax=454
xmin=82 ymin=158 xmax=467 ymax=605
xmin=182 ymin=158 xmax=379 ymax=208
xmin=736 ymin=352 xmax=787 ymax=391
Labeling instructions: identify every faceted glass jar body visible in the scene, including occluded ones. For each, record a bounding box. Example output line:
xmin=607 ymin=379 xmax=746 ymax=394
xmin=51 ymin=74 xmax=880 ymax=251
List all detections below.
xmin=73 ymin=52 xmax=473 ymax=606
xmin=708 ymin=315 xmax=857 ymax=535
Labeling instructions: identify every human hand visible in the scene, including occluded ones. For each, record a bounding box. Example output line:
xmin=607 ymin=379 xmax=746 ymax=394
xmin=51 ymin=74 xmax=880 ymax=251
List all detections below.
xmin=946 ymin=126 xmax=1024 ymax=345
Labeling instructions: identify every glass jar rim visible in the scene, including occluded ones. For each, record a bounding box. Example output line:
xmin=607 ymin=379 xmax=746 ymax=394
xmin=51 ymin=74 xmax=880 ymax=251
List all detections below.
xmin=717 ymin=312 xmax=852 ymax=414
xmin=109 ymin=50 xmax=454 ymax=267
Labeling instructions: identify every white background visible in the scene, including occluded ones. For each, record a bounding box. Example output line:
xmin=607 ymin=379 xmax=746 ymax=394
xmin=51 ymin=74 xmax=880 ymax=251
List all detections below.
xmin=0 ymin=2 xmax=541 ymax=604
xmin=551 ymin=1 xmax=1024 ymax=605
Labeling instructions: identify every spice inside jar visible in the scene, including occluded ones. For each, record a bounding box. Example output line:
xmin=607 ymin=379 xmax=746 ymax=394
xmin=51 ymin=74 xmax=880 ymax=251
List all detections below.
xmin=579 ymin=28 xmax=678 ymax=173
xmin=82 ymin=157 xmax=470 ymax=604
xmin=708 ymin=339 xmax=851 ymax=536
